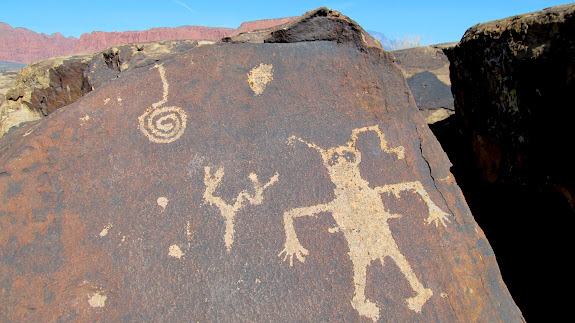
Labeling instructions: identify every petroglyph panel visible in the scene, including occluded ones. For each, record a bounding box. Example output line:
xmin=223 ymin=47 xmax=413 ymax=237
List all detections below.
xmin=203 ymin=166 xmax=279 ymax=252
xmin=279 ymin=125 xmax=451 ymax=321
xmin=138 ymin=64 xmax=188 ymax=143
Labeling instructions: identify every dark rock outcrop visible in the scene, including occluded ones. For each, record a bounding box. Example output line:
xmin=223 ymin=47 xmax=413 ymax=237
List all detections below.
xmin=444 ymin=3 xmax=575 ymax=319
xmin=0 ymin=40 xmax=209 ymax=137
xmin=447 ymin=3 xmax=575 ymax=196
xmin=223 ymin=7 xmax=382 ymax=51
xmin=0 ymin=54 xmax=92 ymax=136
xmin=392 ymin=44 xmax=457 ymax=124
xmin=0 ymin=8 xmax=522 ymax=322
xmin=229 ymin=17 xmax=299 ymax=36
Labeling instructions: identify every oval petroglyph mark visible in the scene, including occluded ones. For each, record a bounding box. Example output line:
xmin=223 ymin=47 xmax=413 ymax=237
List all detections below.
xmin=88 ymin=291 xmax=107 ymax=308
xmin=168 ymin=244 xmax=184 ymax=259
xmin=248 ymin=63 xmax=274 ymax=96
xmin=99 ymin=223 xmax=113 ymax=237
xmin=157 ymin=196 xmax=169 ymax=210
xmin=138 ymin=64 xmax=188 ymax=143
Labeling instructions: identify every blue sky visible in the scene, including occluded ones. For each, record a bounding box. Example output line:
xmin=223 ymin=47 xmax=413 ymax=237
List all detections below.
xmin=1 ymin=1 xmax=573 ymax=44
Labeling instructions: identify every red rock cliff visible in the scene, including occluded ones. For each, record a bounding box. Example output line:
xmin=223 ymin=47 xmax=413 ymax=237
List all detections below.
xmin=0 ymin=22 xmax=76 ymax=63
xmin=0 ymin=18 xmax=294 ymax=63
xmin=73 ymin=26 xmax=233 ymax=54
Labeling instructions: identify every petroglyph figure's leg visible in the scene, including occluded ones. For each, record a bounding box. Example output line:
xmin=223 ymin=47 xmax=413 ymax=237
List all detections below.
xmin=387 ymin=252 xmax=433 ymax=313
xmin=203 ymin=166 xmax=279 ymax=252
xmin=376 ymin=181 xmax=451 ymax=227
xmin=279 ymin=202 xmax=333 ymax=266
xmin=350 ymin=256 xmax=381 ymax=321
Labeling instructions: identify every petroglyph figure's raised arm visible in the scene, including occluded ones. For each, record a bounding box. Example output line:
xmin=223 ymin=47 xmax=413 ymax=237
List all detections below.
xmin=278 ymin=202 xmax=333 ymax=266
xmin=203 ymin=166 xmax=279 ymax=252
xmin=376 ymin=181 xmax=451 ymax=227
xmin=349 ymin=125 xmax=405 ymax=159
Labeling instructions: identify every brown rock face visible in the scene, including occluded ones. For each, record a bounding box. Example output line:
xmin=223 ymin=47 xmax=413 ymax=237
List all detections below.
xmin=0 ymin=8 xmax=522 ymax=322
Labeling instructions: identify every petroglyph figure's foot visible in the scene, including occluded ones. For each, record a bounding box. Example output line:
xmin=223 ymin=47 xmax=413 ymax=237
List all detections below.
xmin=352 ymin=295 xmax=380 ymax=322
xmin=406 ymin=287 xmax=433 ymax=313
xmin=425 ymin=204 xmax=451 ymax=227
xmin=278 ymin=241 xmax=309 ymax=266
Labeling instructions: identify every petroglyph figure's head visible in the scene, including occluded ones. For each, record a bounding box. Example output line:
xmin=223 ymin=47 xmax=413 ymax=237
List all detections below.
xmin=326 ymin=145 xmax=361 ymax=168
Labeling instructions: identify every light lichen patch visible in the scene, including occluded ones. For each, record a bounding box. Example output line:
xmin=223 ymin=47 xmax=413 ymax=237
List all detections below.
xmin=247 ymin=63 xmax=274 ymax=96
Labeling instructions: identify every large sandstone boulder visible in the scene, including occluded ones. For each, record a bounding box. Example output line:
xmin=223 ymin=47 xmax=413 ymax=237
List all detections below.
xmin=445 ymin=3 xmax=575 ymax=319
xmin=0 ymin=8 xmax=523 ymax=322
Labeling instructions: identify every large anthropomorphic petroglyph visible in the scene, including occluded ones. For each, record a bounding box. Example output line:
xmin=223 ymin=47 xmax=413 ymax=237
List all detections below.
xmin=204 ymin=166 xmax=279 ymax=252
xmin=278 ymin=125 xmax=451 ymax=321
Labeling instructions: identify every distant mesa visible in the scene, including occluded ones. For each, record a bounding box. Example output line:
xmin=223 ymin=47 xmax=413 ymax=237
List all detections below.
xmin=0 ymin=18 xmax=397 ymax=64
xmin=0 ymin=22 xmax=234 ymax=63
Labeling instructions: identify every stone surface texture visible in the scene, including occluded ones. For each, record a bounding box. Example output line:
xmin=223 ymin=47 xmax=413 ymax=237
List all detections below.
xmin=0 ymin=8 xmax=523 ymax=322
xmin=446 ymin=3 xmax=575 ymax=209
xmin=392 ymin=44 xmax=457 ymax=124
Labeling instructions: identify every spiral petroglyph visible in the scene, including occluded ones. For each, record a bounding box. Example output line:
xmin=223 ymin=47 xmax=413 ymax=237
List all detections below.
xmin=138 ymin=64 xmax=188 ymax=143
xmin=138 ymin=106 xmax=187 ymax=143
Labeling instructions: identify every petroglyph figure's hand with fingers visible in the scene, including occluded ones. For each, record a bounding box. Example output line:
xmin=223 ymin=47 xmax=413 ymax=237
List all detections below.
xmin=278 ymin=239 xmax=309 ymax=266
xmin=426 ymin=204 xmax=451 ymax=227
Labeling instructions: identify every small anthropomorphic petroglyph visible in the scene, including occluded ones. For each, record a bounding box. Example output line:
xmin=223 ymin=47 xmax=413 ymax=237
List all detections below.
xmin=138 ymin=64 xmax=188 ymax=143
xmin=278 ymin=125 xmax=451 ymax=321
xmin=247 ymin=63 xmax=273 ymax=96
xmin=203 ymin=166 xmax=279 ymax=252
